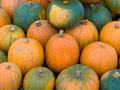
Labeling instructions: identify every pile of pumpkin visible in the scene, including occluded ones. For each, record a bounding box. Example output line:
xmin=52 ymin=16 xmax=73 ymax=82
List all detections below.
xmin=0 ymin=0 xmax=120 ymax=90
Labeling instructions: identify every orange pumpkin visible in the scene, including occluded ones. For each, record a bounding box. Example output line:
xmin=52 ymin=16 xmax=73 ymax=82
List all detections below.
xmin=8 ymin=38 xmax=44 ymax=75
xmin=0 ymin=62 xmax=22 ymax=90
xmin=45 ymin=30 xmax=79 ymax=73
xmin=27 ymin=20 xmax=57 ymax=48
xmin=80 ymin=42 xmax=118 ymax=77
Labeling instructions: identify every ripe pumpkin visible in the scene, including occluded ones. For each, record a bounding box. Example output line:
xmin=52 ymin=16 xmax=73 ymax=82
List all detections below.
xmin=13 ymin=1 xmax=46 ymax=33
xmin=80 ymin=0 xmax=100 ymax=4
xmin=47 ymin=0 xmax=84 ymax=29
xmin=100 ymin=21 xmax=120 ymax=56
xmin=24 ymin=67 xmax=55 ymax=90
xmin=0 ymin=50 xmax=7 ymax=63
xmin=45 ymin=30 xmax=79 ymax=73
xmin=80 ymin=42 xmax=118 ymax=77
xmin=100 ymin=69 xmax=120 ymax=90
xmin=1 ymin=0 xmax=28 ymax=17
xmin=0 ymin=25 xmax=25 ymax=53
xmin=85 ymin=4 xmax=112 ymax=31
xmin=56 ymin=64 xmax=99 ymax=90
xmin=0 ymin=62 xmax=22 ymax=90
xmin=0 ymin=8 xmax=12 ymax=28
xmin=27 ymin=20 xmax=57 ymax=48
xmin=65 ymin=20 xmax=98 ymax=51
xmin=8 ymin=38 xmax=44 ymax=75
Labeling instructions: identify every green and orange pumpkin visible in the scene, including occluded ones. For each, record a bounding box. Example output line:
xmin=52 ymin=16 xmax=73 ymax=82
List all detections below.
xmin=80 ymin=0 xmax=100 ymax=4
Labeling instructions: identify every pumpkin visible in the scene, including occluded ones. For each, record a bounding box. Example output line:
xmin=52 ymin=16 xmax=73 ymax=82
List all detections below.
xmin=23 ymin=67 xmax=55 ymax=90
xmin=100 ymin=69 xmax=120 ymax=90
xmin=65 ymin=19 xmax=98 ymax=51
xmin=0 ymin=50 xmax=7 ymax=63
xmin=56 ymin=64 xmax=99 ymax=90
xmin=85 ymin=4 xmax=112 ymax=31
xmin=0 ymin=24 xmax=25 ymax=53
xmin=100 ymin=21 xmax=120 ymax=56
xmin=0 ymin=62 xmax=22 ymax=90
xmin=45 ymin=30 xmax=79 ymax=73
xmin=13 ymin=1 xmax=46 ymax=33
xmin=0 ymin=8 xmax=12 ymax=28
xmin=47 ymin=0 xmax=84 ymax=29
xmin=80 ymin=0 xmax=100 ymax=4
xmin=27 ymin=20 xmax=57 ymax=48
xmin=80 ymin=42 xmax=118 ymax=77
xmin=1 ymin=0 xmax=28 ymax=17
xmin=8 ymin=38 xmax=44 ymax=75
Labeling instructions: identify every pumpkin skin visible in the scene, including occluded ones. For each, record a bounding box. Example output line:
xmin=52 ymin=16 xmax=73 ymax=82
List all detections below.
xmin=47 ymin=0 xmax=84 ymax=29
xmin=0 ymin=62 xmax=22 ymax=90
xmin=0 ymin=25 xmax=25 ymax=53
xmin=13 ymin=1 xmax=46 ymax=33
xmin=0 ymin=50 xmax=7 ymax=63
xmin=45 ymin=30 xmax=79 ymax=73
xmin=100 ymin=69 xmax=120 ymax=90
xmin=100 ymin=21 xmax=120 ymax=56
xmin=56 ymin=64 xmax=99 ymax=90
xmin=8 ymin=38 xmax=44 ymax=75
xmin=85 ymin=4 xmax=112 ymax=31
xmin=65 ymin=20 xmax=98 ymax=51
xmin=80 ymin=0 xmax=100 ymax=4
xmin=0 ymin=9 xmax=12 ymax=28
xmin=23 ymin=67 xmax=55 ymax=90
xmin=27 ymin=20 xmax=57 ymax=48
xmin=80 ymin=42 xmax=118 ymax=77
xmin=1 ymin=0 xmax=28 ymax=17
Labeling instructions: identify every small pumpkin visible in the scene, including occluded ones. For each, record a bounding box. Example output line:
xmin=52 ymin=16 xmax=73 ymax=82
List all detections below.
xmin=23 ymin=67 xmax=55 ymax=90
xmin=80 ymin=42 xmax=118 ymax=77
xmin=0 ymin=50 xmax=7 ymax=63
xmin=45 ymin=30 xmax=79 ymax=73
xmin=8 ymin=38 xmax=44 ymax=75
xmin=56 ymin=64 xmax=99 ymax=90
xmin=80 ymin=0 xmax=100 ymax=4
xmin=0 ymin=62 xmax=22 ymax=90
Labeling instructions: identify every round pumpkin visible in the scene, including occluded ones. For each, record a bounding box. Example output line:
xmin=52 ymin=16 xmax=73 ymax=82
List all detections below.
xmin=27 ymin=20 xmax=57 ymax=48
xmin=23 ymin=67 xmax=55 ymax=90
xmin=65 ymin=19 xmax=98 ymax=51
xmin=47 ymin=0 xmax=84 ymax=29
xmin=45 ymin=30 xmax=79 ymax=73
xmin=8 ymin=38 xmax=44 ymax=75
xmin=0 ymin=62 xmax=22 ymax=90
xmin=80 ymin=41 xmax=118 ymax=77
xmin=85 ymin=4 xmax=112 ymax=31
xmin=0 ymin=24 xmax=25 ymax=53
xmin=0 ymin=50 xmax=7 ymax=63
xmin=56 ymin=64 xmax=99 ymax=90
xmin=100 ymin=69 xmax=120 ymax=90
xmin=80 ymin=0 xmax=100 ymax=4
xmin=13 ymin=1 xmax=46 ymax=33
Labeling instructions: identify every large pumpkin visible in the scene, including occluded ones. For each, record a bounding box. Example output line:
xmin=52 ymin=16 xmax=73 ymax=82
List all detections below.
xmin=8 ymin=38 xmax=44 ymax=75
xmin=0 ymin=24 xmax=25 ymax=53
xmin=65 ymin=20 xmax=98 ymax=51
xmin=13 ymin=1 xmax=46 ymax=33
xmin=45 ymin=30 xmax=79 ymax=73
xmin=80 ymin=42 xmax=118 ymax=77
xmin=47 ymin=0 xmax=84 ymax=29
xmin=23 ymin=67 xmax=55 ymax=90
xmin=56 ymin=64 xmax=99 ymax=90
xmin=0 ymin=62 xmax=22 ymax=90
xmin=0 ymin=50 xmax=7 ymax=63
xmin=80 ymin=0 xmax=100 ymax=4
xmin=27 ymin=20 xmax=57 ymax=48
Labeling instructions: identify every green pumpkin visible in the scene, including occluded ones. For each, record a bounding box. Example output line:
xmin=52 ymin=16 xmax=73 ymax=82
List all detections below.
xmin=0 ymin=50 xmax=6 ymax=63
xmin=13 ymin=1 xmax=46 ymax=33
xmin=85 ymin=4 xmax=112 ymax=32
xmin=100 ymin=69 xmax=120 ymax=90
xmin=80 ymin=0 xmax=100 ymax=4
xmin=47 ymin=0 xmax=84 ymax=29
xmin=23 ymin=67 xmax=55 ymax=90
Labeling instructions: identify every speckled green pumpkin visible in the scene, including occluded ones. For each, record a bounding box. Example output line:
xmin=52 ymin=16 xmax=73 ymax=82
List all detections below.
xmin=47 ymin=0 xmax=84 ymax=29
xmin=13 ymin=2 xmax=46 ymax=33
xmin=85 ymin=4 xmax=112 ymax=32
xmin=0 ymin=50 xmax=6 ymax=63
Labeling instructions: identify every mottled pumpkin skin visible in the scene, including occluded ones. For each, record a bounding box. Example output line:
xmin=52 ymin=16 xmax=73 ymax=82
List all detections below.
xmin=100 ymin=69 xmax=120 ymax=90
xmin=47 ymin=0 xmax=84 ymax=29
xmin=0 ymin=50 xmax=7 ymax=63
xmin=0 ymin=62 xmax=22 ymax=90
xmin=80 ymin=0 xmax=100 ymax=4
xmin=24 ymin=67 xmax=55 ymax=90
xmin=80 ymin=42 xmax=118 ymax=77
xmin=56 ymin=64 xmax=99 ymax=90
xmin=8 ymin=38 xmax=44 ymax=75
xmin=13 ymin=2 xmax=46 ymax=33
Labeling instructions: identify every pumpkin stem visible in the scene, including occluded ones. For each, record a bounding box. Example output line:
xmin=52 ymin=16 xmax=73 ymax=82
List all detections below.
xmin=10 ymin=25 xmax=15 ymax=32
xmin=62 ymin=0 xmax=69 ymax=4
xmin=28 ymin=1 xmax=32 ymax=7
xmin=24 ymin=38 xmax=29 ymax=43
xmin=100 ymin=44 xmax=104 ymax=48
xmin=58 ymin=30 xmax=64 ymax=37
xmin=6 ymin=64 xmax=11 ymax=69
xmin=35 ymin=21 xmax=41 ymax=26
xmin=76 ymin=70 xmax=81 ymax=77
xmin=80 ymin=19 xmax=88 ymax=25
xmin=115 ymin=23 xmax=120 ymax=29
xmin=113 ymin=72 xmax=120 ymax=78
xmin=37 ymin=69 xmax=44 ymax=76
